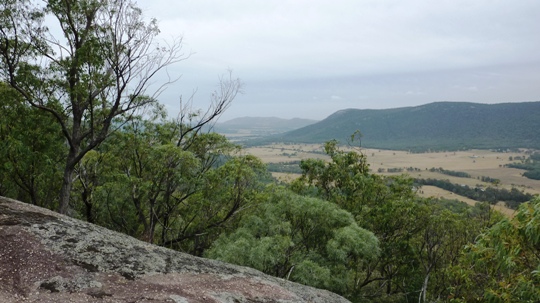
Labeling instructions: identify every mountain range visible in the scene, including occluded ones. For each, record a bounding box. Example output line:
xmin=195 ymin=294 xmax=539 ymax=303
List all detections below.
xmin=251 ymin=101 xmax=540 ymax=151
xmin=214 ymin=116 xmax=317 ymax=136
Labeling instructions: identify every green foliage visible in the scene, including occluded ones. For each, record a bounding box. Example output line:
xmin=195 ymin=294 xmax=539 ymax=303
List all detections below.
xmin=1 ymin=0 xmax=184 ymax=213
xmin=266 ymin=161 xmax=303 ymax=174
xmin=289 ymin=140 xmax=500 ymax=302
xmin=70 ymin=117 xmax=269 ymax=256
xmin=5 ymin=15 xmax=533 ymax=300
xmin=449 ymin=197 xmax=540 ymax=302
xmin=507 ymin=153 xmax=540 ymax=180
xmin=291 ymin=140 xmax=381 ymax=214
xmin=523 ymin=170 xmax=540 ymax=180
xmin=2 ymin=81 xmax=520 ymax=303
xmin=480 ymin=175 xmax=501 ymax=184
xmin=436 ymin=198 xmax=472 ymax=213
xmin=412 ymin=206 xmax=472 ymax=302
xmin=206 ymin=187 xmax=379 ymax=295
xmin=0 ymin=83 xmax=65 ymax=208
xmin=429 ymin=167 xmax=471 ymax=178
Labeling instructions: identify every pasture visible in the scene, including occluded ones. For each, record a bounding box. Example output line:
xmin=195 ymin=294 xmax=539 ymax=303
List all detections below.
xmin=244 ymin=143 xmax=540 ymax=216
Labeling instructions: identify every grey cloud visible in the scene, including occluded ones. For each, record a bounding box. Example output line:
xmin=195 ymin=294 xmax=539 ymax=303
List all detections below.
xmin=142 ymin=0 xmax=540 ymax=120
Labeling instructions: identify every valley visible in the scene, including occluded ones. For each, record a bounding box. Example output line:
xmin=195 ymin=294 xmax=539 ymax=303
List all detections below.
xmin=243 ymin=142 xmax=540 ymax=216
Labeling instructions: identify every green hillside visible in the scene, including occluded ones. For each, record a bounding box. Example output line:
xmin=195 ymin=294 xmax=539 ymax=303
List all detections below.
xmin=262 ymin=101 xmax=540 ymax=151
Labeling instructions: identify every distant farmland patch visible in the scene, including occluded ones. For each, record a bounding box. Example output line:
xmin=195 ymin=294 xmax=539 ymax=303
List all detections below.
xmin=245 ymin=143 xmax=540 ymax=216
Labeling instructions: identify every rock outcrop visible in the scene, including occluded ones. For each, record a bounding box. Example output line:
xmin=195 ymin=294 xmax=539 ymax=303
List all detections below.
xmin=0 ymin=196 xmax=350 ymax=303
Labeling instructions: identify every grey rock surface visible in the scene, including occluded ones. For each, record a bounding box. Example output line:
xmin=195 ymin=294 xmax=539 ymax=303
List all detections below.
xmin=0 ymin=196 xmax=351 ymax=303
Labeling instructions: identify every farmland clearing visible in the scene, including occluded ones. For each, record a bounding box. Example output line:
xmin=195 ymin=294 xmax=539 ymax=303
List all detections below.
xmin=244 ymin=143 xmax=540 ymax=216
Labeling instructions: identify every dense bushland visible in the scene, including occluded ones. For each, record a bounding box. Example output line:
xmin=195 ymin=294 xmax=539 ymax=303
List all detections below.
xmin=3 ymin=94 xmax=540 ymax=301
xmin=2 ymin=1 xmax=539 ymax=302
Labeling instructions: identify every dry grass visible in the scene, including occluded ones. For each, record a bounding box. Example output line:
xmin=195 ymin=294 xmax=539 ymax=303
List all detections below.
xmin=247 ymin=144 xmax=540 ymax=193
xmin=418 ymin=185 xmax=516 ymax=217
xmin=246 ymin=144 xmax=328 ymax=163
xmin=271 ymin=172 xmax=301 ymax=183
xmin=245 ymin=143 xmax=540 ymax=217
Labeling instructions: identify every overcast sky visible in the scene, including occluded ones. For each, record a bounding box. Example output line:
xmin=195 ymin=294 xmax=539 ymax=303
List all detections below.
xmin=142 ymin=0 xmax=540 ymax=121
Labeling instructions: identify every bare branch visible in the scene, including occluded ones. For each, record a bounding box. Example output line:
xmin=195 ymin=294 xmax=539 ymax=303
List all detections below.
xmin=175 ymin=71 xmax=242 ymax=148
xmin=0 ymin=0 xmax=189 ymax=214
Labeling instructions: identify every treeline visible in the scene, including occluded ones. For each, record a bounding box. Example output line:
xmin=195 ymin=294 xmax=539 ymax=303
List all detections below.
xmin=479 ymin=175 xmax=501 ymax=183
xmin=415 ymin=178 xmax=533 ymax=209
xmin=429 ymin=167 xmax=471 ymax=178
xmin=266 ymin=161 xmax=303 ymax=174
xmin=378 ymin=167 xmax=421 ymax=173
xmin=506 ymin=153 xmax=540 ymax=180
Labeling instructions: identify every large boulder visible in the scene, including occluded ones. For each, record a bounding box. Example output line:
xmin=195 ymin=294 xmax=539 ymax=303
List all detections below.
xmin=0 ymin=196 xmax=350 ymax=303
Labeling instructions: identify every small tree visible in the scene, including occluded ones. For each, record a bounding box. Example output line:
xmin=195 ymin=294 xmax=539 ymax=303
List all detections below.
xmin=0 ymin=83 xmax=64 ymax=207
xmin=206 ymin=187 xmax=380 ymax=296
xmin=0 ymin=0 xmax=240 ymax=214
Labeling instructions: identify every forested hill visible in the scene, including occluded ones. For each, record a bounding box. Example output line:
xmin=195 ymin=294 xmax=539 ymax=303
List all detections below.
xmin=268 ymin=101 xmax=540 ymax=151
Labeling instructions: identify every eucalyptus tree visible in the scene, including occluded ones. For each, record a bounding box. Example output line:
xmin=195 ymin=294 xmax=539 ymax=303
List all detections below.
xmin=0 ymin=82 xmax=65 ymax=207
xmin=290 ymin=139 xmax=482 ymax=301
xmin=0 ymin=0 xmax=189 ymax=214
xmin=412 ymin=206 xmax=469 ymax=303
xmin=449 ymin=197 xmax=540 ymax=302
xmin=291 ymin=140 xmax=420 ymax=298
xmin=206 ymin=187 xmax=380 ymax=298
xmin=71 ymin=113 xmax=258 ymax=256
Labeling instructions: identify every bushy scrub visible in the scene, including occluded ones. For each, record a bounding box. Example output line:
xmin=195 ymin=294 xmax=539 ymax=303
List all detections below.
xmin=206 ymin=188 xmax=379 ymax=294
xmin=449 ymin=197 xmax=540 ymax=302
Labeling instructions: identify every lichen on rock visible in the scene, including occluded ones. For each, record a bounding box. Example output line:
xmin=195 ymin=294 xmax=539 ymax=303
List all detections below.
xmin=0 ymin=196 xmax=351 ymax=303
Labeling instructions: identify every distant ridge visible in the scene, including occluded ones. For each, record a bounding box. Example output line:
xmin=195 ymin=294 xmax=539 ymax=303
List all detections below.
xmin=219 ymin=116 xmax=316 ymax=128
xmin=260 ymin=101 xmax=540 ymax=151
xmin=215 ymin=116 xmax=317 ymax=136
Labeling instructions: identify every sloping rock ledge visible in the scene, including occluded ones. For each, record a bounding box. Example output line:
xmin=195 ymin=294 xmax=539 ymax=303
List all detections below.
xmin=0 ymin=196 xmax=350 ymax=303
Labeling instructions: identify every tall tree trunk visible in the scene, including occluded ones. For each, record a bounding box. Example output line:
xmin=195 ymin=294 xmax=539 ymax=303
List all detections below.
xmin=419 ymin=271 xmax=430 ymax=303
xmin=82 ymin=188 xmax=94 ymax=223
xmin=58 ymin=152 xmax=77 ymax=214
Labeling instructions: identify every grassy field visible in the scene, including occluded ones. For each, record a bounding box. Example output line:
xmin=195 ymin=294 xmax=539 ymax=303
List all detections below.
xmin=245 ymin=143 xmax=540 ymax=216
xmin=418 ymin=185 xmax=516 ymax=217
